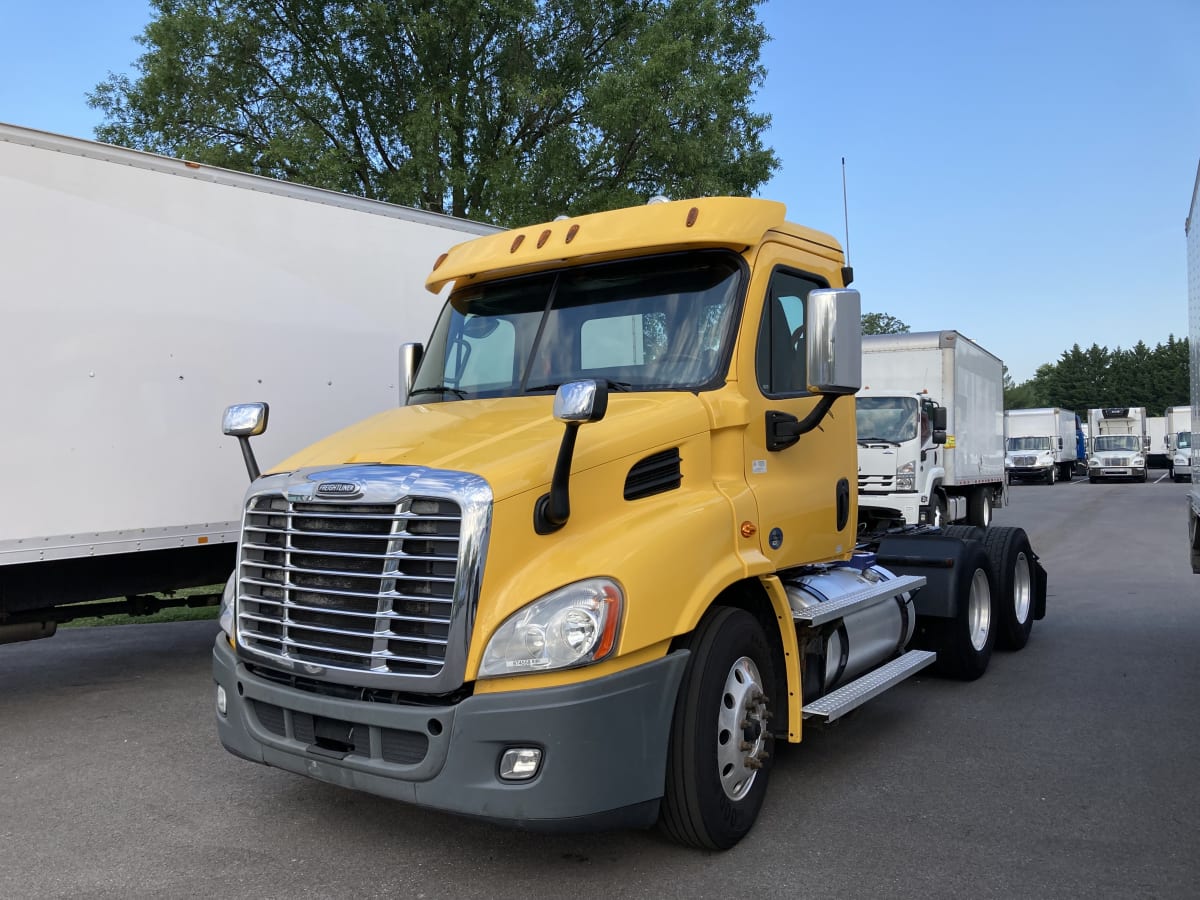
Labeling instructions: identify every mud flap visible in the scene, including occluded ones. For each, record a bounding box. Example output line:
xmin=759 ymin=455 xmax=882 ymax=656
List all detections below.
xmin=1032 ymin=553 xmax=1048 ymax=620
xmin=873 ymin=534 xmax=977 ymax=619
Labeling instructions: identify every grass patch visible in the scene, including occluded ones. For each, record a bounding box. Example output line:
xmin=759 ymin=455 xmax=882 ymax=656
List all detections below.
xmin=60 ymin=584 xmax=224 ymax=628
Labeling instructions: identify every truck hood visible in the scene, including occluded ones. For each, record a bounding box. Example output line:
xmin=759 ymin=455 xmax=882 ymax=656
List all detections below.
xmin=268 ymin=393 xmax=712 ymax=502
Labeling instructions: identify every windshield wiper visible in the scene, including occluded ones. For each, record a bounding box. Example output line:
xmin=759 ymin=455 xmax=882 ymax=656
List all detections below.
xmin=409 ymin=385 xmax=469 ymax=399
xmin=857 ymin=436 xmax=900 ymax=445
xmin=525 ymin=380 xmax=633 ymax=394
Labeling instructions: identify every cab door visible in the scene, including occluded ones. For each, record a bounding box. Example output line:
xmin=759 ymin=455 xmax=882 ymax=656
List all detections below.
xmin=737 ymin=242 xmax=857 ymax=569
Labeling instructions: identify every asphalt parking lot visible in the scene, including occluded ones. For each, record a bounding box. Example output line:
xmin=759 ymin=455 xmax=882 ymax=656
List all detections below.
xmin=2 ymin=476 xmax=1198 ymax=899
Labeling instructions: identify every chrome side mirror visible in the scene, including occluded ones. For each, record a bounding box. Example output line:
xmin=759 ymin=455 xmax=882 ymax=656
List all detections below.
xmin=223 ymin=402 xmax=269 ymax=481
xmin=806 ymin=288 xmax=862 ymax=395
xmin=535 ymin=381 xmax=610 ymax=534
xmin=401 ymin=342 xmax=424 ymax=405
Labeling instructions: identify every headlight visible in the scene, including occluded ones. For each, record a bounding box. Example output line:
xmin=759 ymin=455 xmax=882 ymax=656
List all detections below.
xmin=480 ymin=578 xmax=623 ymax=677
xmin=1132 ymin=456 xmax=1144 ymax=466
xmin=1004 ymin=458 xmax=1013 ymax=468
xmin=1088 ymin=458 xmax=1100 ymax=468
xmin=218 ymin=572 xmax=237 ymax=638
xmin=895 ymin=460 xmax=916 ymax=491
xmin=1175 ymin=455 xmax=1189 ymax=467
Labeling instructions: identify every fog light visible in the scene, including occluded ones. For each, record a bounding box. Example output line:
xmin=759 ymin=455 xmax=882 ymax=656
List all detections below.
xmin=216 ymin=685 xmax=227 ymax=716
xmin=499 ymin=747 xmax=543 ymax=781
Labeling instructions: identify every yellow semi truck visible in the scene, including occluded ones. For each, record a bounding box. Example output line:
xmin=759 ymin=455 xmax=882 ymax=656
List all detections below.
xmin=212 ymin=197 xmax=1046 ymax=849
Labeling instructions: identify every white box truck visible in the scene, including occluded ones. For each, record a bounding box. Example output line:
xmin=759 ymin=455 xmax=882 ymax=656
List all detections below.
xmin=1147 ymin=416 xmax=1170 ymax=469
xmin=1086 ymin=407 xmax=1148 ymax=483
xmin=0 ymin=123 xmax=497 ymax=644
xmin=1165 ymin=405 xmax=1192 ymax=482
xmin=1003 ymin=407 xmax=1079 ymax=485
xmin=856 ymin=331 xmax=1006 ymax=528
xmin=1186 ymin=157 xmax=1200 ymax=570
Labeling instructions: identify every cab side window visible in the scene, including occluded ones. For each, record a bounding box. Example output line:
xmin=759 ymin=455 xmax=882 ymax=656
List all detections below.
xmin=755 ymin=269 xmax=824 ymax=396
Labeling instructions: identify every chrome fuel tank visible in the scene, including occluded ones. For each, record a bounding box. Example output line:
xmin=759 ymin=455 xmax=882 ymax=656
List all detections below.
xmin=784 ymin=563 xmax=916 ymax=698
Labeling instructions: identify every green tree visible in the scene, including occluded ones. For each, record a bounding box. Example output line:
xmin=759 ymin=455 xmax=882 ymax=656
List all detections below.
xmin=861 ymin=312 xmax=909 ymax=335
xmin=1003 ymin=366 xmax=1044 ymax=409
xmin=1039 ymin=343 xmax=1112 ymax=412
xmin=89 ymin=0 xmax=778 ymax=226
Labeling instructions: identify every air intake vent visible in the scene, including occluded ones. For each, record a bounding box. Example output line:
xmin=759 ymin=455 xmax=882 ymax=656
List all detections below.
xmin=625 ymin=449 xmax=682 ymax=500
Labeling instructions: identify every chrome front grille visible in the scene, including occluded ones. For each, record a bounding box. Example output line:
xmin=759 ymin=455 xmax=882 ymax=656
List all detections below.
xmin=858 ymin=475 xmax=895 ymax=492
xmin=1013 ymin=455 xmax=1036 ymax=466
xmin=1106 ymin=457 xmax=1131 ymax=467
xmin=237 ymin=495 xmax=462 ymax=677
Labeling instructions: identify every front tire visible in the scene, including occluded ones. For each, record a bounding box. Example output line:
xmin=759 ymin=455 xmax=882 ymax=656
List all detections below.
xmin=983 ymin=526 xmax=1035 ymax=650
xmin=660 ymin=607 xmax=776 ymax=850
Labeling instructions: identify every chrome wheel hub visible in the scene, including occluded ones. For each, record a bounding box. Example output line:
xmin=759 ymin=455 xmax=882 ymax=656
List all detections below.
xmin=716 ymin=656 xmax=769 ymax=801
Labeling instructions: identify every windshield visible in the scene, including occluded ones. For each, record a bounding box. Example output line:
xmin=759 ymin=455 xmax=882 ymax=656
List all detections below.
xmin=1094 ymin=435 xmax=1140 ymax=452
xmin=1007 ymin=436 xmax=1050 ymax=452
xmin=856 ymin=396 xmax=920 ymax=444
xmin=409 ymin=251 xmax=742 ymax=401
xmin=1178 ymin=432 xmax=1192 ymax=449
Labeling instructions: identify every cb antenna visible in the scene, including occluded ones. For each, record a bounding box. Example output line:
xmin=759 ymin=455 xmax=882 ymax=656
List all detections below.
xmin=840 ymin=157 xmax=854 ymax=286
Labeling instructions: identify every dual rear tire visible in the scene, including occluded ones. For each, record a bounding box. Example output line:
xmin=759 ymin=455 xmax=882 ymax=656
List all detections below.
xmin=930 ymin=525 xmax=1036 ymax=676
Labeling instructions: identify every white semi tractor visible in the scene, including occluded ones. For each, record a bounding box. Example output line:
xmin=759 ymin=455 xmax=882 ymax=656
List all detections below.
xmin=0 ymin=123 xmax=497 ymax=645
xmin=856 ymin=331 xmax=1006 ymax=528
xmin=1165 ymin=405 xmax=1192 ymax=482
xmin=1086 ymin=407 xmax=1148 ymax=483
xmin=1003 ymin=407 xmax=1079 ymax=485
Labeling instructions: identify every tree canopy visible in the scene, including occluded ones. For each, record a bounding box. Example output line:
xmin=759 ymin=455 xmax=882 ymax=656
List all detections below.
xmin=861 ymin=312 xmax=909 ymax=335
xmin=89 ymin=0 xmax=778 ymax=226
xmin=1004 ymin=336 xmax=1190 ymax=416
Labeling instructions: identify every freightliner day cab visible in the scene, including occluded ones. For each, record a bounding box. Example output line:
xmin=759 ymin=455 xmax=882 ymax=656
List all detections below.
xmin=212 ymin=197 xmax=1047 ymax=849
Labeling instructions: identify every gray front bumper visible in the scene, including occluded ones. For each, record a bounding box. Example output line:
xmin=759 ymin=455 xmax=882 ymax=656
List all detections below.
xmin=213 ymin=636 xmax=688 ymax=830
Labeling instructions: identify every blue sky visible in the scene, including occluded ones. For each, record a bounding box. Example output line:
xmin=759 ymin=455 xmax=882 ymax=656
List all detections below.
xmin=2 ymin=0 xmax=1198 ymax=381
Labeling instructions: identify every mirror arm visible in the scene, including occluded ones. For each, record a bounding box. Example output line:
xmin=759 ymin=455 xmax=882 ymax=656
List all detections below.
xmin=766 ymin=395 xmax=838 ymax=452
xmin=237 ymin=438 xmax=261 ymax=482
xmin=534 ymin=423 xmax=581 ymax=534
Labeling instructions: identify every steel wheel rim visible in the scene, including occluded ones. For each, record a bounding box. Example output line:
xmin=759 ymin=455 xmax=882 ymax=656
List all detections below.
xmin=1012 ymin=551 xmax=1032 ymax=624
xmin=716 ymin=656 xmax=767 ymax=801
xmin=968 ymin=568 xmax=992 ymax=651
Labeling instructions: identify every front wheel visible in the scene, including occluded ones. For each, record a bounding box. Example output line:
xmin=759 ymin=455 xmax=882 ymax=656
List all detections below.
xmin=659 ymin=607 xmax=777 ymax=850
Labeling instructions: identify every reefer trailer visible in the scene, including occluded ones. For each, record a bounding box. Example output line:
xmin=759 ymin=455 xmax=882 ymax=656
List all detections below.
xmin=0 ymin=123 xmax=497 ymax=644
xmin=1003 ymin=407 xmax=1079 ymax=485
xmin=856 ymin=331 xmax=1007 ymax=528
xmin=1086 ymin=407 xmax=1148 ymax=483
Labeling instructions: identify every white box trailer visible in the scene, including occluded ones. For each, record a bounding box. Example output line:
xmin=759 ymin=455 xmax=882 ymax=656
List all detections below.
xmin=1188 ymin=158 xmax=1200 ymax=569
xmin=1165 ymin=405 xmax=1192 ymax=482
xmin=1086 ymin=407 xmax=1148 ymax=482
xmin=856 ymin=330 xmax=1006 ymax=528
xmin=1146 ymin=416 xmax=1169 ymax=468
xmin=0 ymin=123 xmax=498 ymax=643
xmin=1003 ymin=407 xmax=1079 ymax=485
